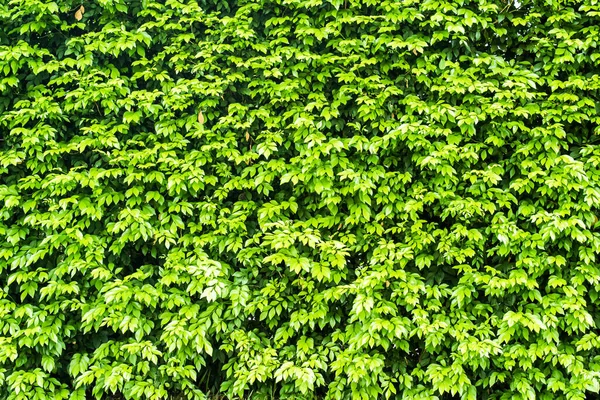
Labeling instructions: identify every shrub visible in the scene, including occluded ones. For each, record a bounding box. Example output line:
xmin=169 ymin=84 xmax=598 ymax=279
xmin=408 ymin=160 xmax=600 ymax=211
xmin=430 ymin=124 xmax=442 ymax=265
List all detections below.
xmin=1 ymin=0 xmax=600 ymax=399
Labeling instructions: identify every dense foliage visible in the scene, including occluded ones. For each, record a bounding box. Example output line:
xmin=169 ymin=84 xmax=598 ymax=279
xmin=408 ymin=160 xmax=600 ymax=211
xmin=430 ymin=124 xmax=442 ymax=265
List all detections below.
xmin=1 ymin=0 xmax=600 ymax=399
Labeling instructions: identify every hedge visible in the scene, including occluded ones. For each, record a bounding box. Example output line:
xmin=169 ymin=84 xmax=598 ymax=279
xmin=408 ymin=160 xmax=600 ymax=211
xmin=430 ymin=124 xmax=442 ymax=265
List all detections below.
xmin=1 ymin=0 xmax=600 ymax=399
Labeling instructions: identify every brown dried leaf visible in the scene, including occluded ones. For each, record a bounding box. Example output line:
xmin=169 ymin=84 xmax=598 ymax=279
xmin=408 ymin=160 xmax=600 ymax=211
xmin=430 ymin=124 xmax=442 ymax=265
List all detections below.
xmin=74 ymin=9 xmax=83 ymax=21
xmin=80 ymin=5 xmax=85 ymax=13
xmin=245 ymin=132 xmax=250 ymax=141
xmin=197 ymin=110 xmax=205 ymax=124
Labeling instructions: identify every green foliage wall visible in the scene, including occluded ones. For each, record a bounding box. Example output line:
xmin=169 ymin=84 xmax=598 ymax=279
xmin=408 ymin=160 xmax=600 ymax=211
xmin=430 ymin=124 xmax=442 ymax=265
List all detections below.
xmin=1 ymin=0 xmax=600 ymax=399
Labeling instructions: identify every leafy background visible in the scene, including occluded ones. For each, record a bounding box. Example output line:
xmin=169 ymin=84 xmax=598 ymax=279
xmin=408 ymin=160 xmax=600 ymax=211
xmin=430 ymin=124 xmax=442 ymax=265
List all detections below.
xmin=1 ymin=0 xmax=600 ymax=399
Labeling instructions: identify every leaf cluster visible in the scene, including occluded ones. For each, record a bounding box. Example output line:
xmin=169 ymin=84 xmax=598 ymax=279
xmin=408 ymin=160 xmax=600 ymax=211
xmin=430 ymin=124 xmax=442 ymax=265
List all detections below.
xmin=1 ymin=0 xmax=600 ymax=399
